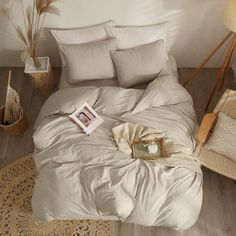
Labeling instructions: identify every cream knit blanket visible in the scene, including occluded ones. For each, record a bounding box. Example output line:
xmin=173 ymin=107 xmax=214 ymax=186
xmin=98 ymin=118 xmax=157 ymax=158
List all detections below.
xmin=112 ymin=122 xmax=202 ymax=174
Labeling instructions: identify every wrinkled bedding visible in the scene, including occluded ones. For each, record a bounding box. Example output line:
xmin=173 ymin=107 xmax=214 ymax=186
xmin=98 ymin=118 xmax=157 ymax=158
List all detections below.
xmin=32 ymin=74 xmax=202 ymax=230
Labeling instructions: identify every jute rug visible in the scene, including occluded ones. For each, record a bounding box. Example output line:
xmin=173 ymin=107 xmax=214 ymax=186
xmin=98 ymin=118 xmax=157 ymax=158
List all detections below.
xmin=0 ymin=154 xmax=116 ymax=236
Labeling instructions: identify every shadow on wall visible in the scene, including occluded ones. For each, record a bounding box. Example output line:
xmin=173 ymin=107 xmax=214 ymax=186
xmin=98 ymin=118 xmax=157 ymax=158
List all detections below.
xmin=0 ymin=20 xmax=23 ymax=66
xmin=0 ymin=48 xmax=22 ymax=66
xmin=0 ymin=0 xmax=229 ymax=67
xmin=164 ymin=0 xmax=228 ymax=67
xmin=0 ymin=0 xmax=25 ymax=67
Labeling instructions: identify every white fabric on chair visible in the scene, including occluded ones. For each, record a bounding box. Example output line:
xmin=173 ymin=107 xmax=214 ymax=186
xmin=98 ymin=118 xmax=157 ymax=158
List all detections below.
xmin=205 ymin=112 xmax=236 ymax=162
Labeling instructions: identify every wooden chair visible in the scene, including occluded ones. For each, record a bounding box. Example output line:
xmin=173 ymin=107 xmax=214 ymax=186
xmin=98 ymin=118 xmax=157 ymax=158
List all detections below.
xmin=195 ymin=89 xmax=236 ymax=180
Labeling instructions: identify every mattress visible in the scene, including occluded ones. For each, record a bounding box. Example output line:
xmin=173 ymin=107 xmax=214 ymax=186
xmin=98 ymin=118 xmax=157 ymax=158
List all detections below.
xmin=59 ymin=55 xmax=178 ymax=89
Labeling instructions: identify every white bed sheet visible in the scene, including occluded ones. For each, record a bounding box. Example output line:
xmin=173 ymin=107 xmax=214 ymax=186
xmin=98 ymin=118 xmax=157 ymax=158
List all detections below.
xmin=59 ymin=55 xmax=178 ymax=89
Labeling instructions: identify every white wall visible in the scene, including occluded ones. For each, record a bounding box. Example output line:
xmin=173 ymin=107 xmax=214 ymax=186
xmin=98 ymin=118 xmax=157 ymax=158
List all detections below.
xmin=0 ymin=0 xmax=230 ymax=67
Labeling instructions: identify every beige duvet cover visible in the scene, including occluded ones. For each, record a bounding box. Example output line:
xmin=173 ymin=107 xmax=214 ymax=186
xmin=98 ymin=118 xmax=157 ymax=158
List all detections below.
xmin=32 ymin=74 xmax=202 ymax=230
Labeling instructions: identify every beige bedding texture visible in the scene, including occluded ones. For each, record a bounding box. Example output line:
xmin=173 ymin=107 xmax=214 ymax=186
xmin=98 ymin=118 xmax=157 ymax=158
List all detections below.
xmin=32 ymin=72 xmax=202 ymax=230
xmin=59 ymin=55 xmax=178 ymax=89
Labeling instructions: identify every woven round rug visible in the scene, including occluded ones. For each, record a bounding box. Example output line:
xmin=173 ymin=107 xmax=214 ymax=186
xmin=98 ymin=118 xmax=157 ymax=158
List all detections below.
xmin=0 ymin=154 xmax=116 ymax=236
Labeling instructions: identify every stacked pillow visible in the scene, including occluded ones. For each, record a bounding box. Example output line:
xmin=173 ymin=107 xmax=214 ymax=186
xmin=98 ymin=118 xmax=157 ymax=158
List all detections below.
xmin=105 ymin=22 xmax=167 ymax=50
xmin=51 ymin=21 xmax=113 ymax=44
xmin=51 ymin=20 xmax=115 ymax=84
xmin=111 ymin=40 xmax=166 ymax=88
xmin=51 ymin=21 xmax=169 ymax=87
xmin=58 ymin=39 xmax=118 ymax=83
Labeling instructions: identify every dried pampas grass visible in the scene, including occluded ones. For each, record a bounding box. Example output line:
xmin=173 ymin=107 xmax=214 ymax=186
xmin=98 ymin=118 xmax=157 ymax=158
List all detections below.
xmin=26 ymin=6 xmax=32 ymax=24
xmin=16 ymin=26 xmax=28 ymax=47
xmin=0 ymin=0 xmax=60 ymax=68
xmin=41 ymin=5 xmax=60 ymax=15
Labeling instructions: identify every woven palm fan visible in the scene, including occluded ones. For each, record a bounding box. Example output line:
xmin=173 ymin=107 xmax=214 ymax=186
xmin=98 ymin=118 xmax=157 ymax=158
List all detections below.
xmin=3 ymin=70 xmax=22 ymax=125
xmin=196 ymin=89 xmax=236 ymax=180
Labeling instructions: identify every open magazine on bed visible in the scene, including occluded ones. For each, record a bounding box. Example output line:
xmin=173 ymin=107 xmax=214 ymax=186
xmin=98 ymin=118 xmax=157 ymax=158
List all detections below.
xmin=69 ymin=102 xmax=104 ymax=135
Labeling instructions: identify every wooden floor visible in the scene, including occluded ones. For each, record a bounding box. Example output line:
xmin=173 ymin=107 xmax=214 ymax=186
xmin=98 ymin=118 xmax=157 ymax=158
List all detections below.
xmin=0 ymin=68 xmax=236 ymax=236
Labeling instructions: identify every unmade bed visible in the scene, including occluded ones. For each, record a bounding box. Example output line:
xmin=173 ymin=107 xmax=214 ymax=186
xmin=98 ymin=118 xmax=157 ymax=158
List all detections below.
xmin=32 ymin=21 xmax=203 ymax=231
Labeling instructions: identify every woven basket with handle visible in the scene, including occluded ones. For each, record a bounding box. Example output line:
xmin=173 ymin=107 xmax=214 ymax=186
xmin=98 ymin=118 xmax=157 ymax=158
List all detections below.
xmin=0 ymin=105 xmax=28 ymax=136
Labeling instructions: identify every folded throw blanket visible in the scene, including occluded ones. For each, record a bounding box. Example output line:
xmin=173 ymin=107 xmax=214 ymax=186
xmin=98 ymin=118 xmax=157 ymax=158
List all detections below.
xmin=112 ymin=122 xmax=201 ymax=173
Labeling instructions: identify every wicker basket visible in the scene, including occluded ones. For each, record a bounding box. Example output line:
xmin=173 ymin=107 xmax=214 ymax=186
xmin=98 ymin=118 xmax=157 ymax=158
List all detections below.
xmin=0 ymin=106 xmax=28 ymax=135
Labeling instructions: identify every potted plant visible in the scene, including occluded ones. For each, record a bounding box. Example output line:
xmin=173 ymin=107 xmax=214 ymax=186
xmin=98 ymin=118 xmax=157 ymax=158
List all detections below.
xmin=0 ymin=71 xmax=28 ymax=135
xmin=0 ymin=0 xmax=60 ymax=96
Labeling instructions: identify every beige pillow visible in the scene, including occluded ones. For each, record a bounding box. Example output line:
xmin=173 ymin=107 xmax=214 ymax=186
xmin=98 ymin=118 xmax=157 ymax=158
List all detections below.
xmin=106 ymin=22 xmax=168 ymax=50
xmin=205 ymin=112 xmax=236 ymax=162
xmin=51 ymin=20 xmax=114 ymax=67
xmin=51 ymin=20 xmax=114 ymax=45
xmin=58 ymin=38 xmax=118 ymax=83
xmin=111 ymin=40 xmax=167 ymax=88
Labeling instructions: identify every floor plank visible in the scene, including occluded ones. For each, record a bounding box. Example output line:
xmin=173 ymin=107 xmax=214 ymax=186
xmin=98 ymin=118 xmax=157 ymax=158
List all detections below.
xmin=0 ymin=67 xmax=235 ymax=236
xmin=0 ymin=68 xmax=60 ymax=167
